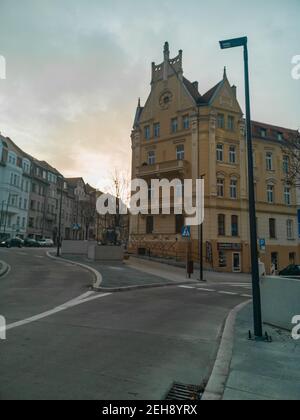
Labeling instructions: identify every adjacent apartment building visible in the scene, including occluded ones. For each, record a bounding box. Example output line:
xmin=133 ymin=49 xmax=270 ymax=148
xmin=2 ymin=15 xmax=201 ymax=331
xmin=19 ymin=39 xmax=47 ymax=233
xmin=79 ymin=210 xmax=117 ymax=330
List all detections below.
xmin=129 ymin=42 xmax=300 ymax=274
xmin=0 ymin=134 xmax=97 ymax=243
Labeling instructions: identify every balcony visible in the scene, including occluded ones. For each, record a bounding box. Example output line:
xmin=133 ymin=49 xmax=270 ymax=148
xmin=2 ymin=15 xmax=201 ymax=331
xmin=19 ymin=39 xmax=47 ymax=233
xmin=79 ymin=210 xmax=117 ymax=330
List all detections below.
xmin=136 ymin=160 xmax=189 ymax=178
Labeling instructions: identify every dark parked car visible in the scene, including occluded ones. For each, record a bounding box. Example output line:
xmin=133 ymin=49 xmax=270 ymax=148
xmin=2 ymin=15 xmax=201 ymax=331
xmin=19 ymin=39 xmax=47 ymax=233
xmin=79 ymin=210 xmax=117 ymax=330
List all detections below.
xmin=0 ymin=237 xmax=24 ymax=248
xmin=24 ymin=238 xmax=40 ymax=248
xmin=279 ymin=265 xmax=300 ymax=277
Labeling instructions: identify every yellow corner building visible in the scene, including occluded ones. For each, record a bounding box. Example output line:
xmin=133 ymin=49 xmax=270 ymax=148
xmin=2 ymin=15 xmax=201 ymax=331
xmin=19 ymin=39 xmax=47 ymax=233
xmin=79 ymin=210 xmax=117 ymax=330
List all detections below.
xmin=129 ymin=43 xmax=300 ymax=274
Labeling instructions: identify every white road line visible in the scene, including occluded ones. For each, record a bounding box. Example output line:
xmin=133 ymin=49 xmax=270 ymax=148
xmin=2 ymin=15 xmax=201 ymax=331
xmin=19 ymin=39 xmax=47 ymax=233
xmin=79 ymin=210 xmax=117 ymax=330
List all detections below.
xmin=241 ymin=294 xmax=252 ymax=298
xmin=4 ymin=292 xmax=111 ymax=332
xmin=197 ymin=288 xmax=216 ymax=293
xmin=218 ymin=291 xmax=238 ymax=296
xmin=178 ymin=286 xmax=196 ymax=289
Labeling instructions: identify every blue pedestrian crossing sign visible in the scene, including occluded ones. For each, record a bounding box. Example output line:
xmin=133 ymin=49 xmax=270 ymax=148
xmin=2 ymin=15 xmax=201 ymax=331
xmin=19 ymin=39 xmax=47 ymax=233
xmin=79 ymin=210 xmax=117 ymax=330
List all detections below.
xmin=259 ymin=238 xmax=266 ymax=252
xmin=182 ymin=226 xmax=191 ymax=238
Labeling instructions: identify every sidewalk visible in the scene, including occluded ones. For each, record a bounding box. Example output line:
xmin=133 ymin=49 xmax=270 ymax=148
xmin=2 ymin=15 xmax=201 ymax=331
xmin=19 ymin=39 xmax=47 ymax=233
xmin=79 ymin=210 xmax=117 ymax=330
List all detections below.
xmin=223 ymin=303 xmax=300 ymax=400
xmin=58 ymin=254 xmax=195 ymax=290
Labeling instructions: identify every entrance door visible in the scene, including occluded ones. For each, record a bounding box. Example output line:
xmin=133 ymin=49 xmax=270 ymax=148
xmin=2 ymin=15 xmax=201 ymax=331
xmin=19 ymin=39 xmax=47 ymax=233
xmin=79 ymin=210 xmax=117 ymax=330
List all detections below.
xmin=233 ymin=252 xmax=241 ymax=273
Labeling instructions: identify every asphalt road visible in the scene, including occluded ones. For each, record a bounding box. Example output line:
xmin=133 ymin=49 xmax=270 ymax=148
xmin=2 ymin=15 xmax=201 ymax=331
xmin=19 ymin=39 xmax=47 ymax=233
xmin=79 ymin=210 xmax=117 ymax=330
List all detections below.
xmin=0 ymin=248 xmax=252 ymax=400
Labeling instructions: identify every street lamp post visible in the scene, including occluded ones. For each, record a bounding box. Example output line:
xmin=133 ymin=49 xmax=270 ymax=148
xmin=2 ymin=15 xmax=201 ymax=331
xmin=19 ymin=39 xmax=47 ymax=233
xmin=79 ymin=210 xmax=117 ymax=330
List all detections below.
xmin=219 ymin=36 xmax=263 ymax=338
xmin=56 ymin=177 xmax=64 ymax=257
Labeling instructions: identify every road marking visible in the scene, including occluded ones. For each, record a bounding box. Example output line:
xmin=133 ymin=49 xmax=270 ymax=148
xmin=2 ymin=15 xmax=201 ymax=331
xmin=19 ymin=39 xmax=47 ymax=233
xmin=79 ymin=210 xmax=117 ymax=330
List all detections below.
xmin=196 ymin=288 xmax=216 ymax=293
xmin=178 ymin=286 xmax=196 ymax=289
xmin=218 ymin=291 xmax=238 ymax=296
xmin=34 ymin=255 xmax=44 ymax=258
xmin=5 ymin=292 xmax=111 ymax=332
xmin=241 ymin=294 xmax=252 ymax=298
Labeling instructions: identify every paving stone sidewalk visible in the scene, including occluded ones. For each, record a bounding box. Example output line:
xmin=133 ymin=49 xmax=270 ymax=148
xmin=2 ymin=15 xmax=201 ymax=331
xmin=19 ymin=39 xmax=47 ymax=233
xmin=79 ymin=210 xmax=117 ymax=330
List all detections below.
xmin=223 ymin=303 xmax=300 ymax=400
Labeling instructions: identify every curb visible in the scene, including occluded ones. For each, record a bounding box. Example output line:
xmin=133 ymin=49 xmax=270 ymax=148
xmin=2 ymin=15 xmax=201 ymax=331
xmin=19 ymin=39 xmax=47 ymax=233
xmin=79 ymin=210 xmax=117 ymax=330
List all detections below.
xmin=0 ymin=260 xmax=10 ymax=278
xmin=202 ymin=299 xmax=252 ymax=401
xmin=46 ymin=252 xmax=103 ymax=289
xmin=46 ymin=252 xmax=197 ymax=293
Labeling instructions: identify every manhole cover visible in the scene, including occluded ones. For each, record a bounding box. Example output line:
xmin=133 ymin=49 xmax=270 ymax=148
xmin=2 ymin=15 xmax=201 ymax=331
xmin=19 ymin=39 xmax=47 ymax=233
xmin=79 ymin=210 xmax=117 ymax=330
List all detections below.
xmin=165 ymin=382 xmax=204 ymax=400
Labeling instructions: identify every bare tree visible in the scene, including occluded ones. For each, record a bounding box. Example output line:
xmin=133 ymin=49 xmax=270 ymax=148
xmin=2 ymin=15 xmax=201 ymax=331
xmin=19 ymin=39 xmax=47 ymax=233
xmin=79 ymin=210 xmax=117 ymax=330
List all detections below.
xmin=281 ymin=130 xmax=300 ymax=185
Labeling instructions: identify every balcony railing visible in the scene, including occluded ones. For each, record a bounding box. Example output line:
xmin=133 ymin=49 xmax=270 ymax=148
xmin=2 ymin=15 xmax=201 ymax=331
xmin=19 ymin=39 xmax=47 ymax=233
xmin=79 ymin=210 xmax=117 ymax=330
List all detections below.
xmin=136 ymin=159 xmax=189 ymax=177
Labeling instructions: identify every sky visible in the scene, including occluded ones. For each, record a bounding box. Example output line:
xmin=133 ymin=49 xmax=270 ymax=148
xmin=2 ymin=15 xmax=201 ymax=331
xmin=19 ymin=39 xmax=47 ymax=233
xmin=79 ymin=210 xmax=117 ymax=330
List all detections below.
xmin=0 ymin=0 xmax=299 ymax=190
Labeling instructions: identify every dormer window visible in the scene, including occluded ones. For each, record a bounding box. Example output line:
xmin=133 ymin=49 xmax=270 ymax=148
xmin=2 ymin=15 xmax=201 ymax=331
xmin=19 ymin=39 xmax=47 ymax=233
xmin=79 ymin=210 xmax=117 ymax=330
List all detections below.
xmin=277 ymin=132 xmax=283 ymax=141
xmin=260 ymin=128 xmax=267 ymax=138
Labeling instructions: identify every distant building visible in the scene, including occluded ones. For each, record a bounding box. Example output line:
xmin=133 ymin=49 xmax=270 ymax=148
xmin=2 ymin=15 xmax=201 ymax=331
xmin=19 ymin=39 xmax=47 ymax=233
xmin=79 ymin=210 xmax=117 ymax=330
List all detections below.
xmin=129 ymin=42 xmax=300 ymax=274
xmin=0 ymin=135 xmax=31 ymax=240
xmin=0 ymin=134 xmax=97 ymax=243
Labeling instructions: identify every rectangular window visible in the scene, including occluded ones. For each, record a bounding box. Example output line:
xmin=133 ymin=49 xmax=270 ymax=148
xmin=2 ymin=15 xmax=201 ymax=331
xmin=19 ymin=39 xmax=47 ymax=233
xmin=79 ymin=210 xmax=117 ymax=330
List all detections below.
xmin=154 ymin=123 xmax=160 ymax=138
xmin=277 ymin=132 xmax=283 ymax=141
xmin=217 ymin=178 xmax=225 ymax=197
xmin=146 ymin=216 xmax=154 ymax=234
xmin=171 ymin=118 xmax=178 ymax=134
xmin=218 ymin=214 xmax=226 ymax=236
xmin=231 ymin=215 xmax=239 ymax=237
xmin=148 ymin=151 xmax=156 ymax=165
xmin=230 ymin=179 xmax=238 ymax=199
xmin=269 ymin=218 xmax=276 ymax=239
xmin=267 ymin=185 xmax=274 ymax=204
xmin=228 ymin=116 xmax=235 ymax=131
xmin=22 ymin=217 xmax=26 ymax=228
xmin=144 ymin=126 xmax=151 ymax=140
xmin=266 ymin=152 xmax=273 ymax=171
xmin=287 ymin=220 xmax=294 ymax=240
xmin=260 ymin=128 xmax=267 ymax=138
xmin=183 ymin=115 xmax=190 ymax=130
xmin=271 ymin=252 xmax=279 ymax=271
xmin=284 ymin=187 xmax=291 ymax=205
xmin=217 ymin=114 xmax=225 ymax=129
xmin=216 ymin=144 xmax=224 ymax=162
xmin=229 ymin=146 xmax=237 ymax=164
xmin=176 ymin=145 xmax=185 ymax=161
xmin=283 ymin=156 xmax=289 ymax=175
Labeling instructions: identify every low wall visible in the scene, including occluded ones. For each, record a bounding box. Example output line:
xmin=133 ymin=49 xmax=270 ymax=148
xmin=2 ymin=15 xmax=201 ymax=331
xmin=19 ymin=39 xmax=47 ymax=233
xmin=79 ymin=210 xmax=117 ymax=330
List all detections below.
xmin=62 ymin=240 xmax=96 ymax=255
xmin=88 ymin=245 xmax=124 ymax=261
xmin=261 ymin=276 xmax=300 ymax=331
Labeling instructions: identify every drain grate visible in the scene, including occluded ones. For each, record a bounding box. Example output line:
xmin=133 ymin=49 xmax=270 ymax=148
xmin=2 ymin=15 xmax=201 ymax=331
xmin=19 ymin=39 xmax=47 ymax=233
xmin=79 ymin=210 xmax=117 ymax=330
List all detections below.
xmin=165 ymin=382 xmax=204 ymax=400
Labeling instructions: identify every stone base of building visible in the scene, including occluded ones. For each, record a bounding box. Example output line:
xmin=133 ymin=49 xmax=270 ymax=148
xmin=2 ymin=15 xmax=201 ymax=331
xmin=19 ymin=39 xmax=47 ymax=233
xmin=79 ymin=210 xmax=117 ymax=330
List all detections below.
xmin=129 ymin=237 xmax=300 ymax=275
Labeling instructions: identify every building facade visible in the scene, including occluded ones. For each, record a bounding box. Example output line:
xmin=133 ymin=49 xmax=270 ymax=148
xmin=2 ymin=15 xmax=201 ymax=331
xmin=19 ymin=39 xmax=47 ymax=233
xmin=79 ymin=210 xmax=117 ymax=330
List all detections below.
xmin=129 ymin=43 xmax=300 ymax=274
xmin=0 ymin=135 xmax=31 ymax=240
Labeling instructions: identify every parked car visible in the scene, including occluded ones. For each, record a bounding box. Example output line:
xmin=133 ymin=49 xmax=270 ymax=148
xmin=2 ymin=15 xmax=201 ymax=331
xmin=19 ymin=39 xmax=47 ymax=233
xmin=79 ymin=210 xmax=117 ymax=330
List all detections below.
xmin=24 ymin=238 xmax=40 ymax=248
xmin=279 ymin=265 xmax=300 ymax=277
xmin=37 ymin=238 xmax=54 ymax=248
xmin=0 ymin=237 xmax=24 ymax=248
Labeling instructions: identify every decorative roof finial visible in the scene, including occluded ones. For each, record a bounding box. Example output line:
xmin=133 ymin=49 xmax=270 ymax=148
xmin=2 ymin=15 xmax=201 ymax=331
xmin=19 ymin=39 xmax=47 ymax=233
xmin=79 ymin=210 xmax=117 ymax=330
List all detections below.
xmin=138 ymin=97 xmax=141 ymax=108
xmin=164 ymin=41 xmax=170 ymax=61
xmin=223 ymin=66 xmax=227 ymax=80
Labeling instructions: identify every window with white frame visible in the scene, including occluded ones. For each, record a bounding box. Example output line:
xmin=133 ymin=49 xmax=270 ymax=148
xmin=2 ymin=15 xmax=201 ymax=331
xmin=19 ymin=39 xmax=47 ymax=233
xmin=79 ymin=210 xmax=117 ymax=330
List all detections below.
xmin=148 ymin=151 xmax=156 ymax=165
xmin=230 ymin=179 xmax=238 ymax=199
xmin=284 ymin=186 xmax=291 ymax=205
xmin=216 ymin=144 xmax=224 ymax=162
xmin=266 ymin=152 xmax=273 ymax=171
xmin=144 ymin=125 xmax=151 ymax=140
xmin=287 ymin=220 xmax=294 ymax=239
xmin=176 ymin=145 xmax=185 ymax=161
xmin=154 ymin=123 xmax=160 ymax=138
xmin=171 ymin=118 xmax=178 ymax=134
xmin=229 ymin=146 xmax=237 ymax=164
xmin=183 ymin=115 xmax=190 ymax=130
xmin=283 ymin=156 xmax=289 ymax=175
xmin=267 ymin=184 xmax=274 ymax=203
xmin=217 ymin=178 xmax=225 ymax=197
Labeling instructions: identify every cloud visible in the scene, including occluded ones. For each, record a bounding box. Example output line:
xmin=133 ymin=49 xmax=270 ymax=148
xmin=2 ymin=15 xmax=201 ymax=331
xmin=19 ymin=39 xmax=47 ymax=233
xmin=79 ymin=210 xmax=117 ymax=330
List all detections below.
xmin=0 ymin=0 xmax=299 ymax=189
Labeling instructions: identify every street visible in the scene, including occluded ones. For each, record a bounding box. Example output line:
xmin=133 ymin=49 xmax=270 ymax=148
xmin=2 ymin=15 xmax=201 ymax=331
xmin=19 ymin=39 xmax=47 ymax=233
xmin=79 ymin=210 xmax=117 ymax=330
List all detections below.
xmin=0 ymin=248 xmax=251 ymax=400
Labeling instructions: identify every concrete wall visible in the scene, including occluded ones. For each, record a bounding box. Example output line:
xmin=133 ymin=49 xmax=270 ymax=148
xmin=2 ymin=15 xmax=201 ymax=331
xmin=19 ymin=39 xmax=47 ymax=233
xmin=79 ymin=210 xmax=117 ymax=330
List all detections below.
xmin=62 ymin=240 xmax=94 ymax=255
xmin=261 ymin=276 xmax=300 ymax=330
xmin=88 ymin=245 xmax=124 ymax=261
